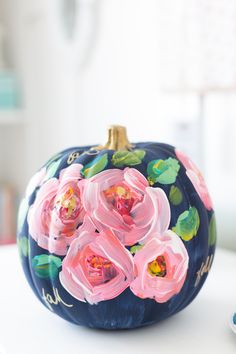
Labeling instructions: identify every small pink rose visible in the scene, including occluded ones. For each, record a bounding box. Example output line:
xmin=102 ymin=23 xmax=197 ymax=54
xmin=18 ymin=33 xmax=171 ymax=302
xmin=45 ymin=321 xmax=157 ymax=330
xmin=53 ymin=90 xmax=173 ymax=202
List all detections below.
xmin=26 ymin=167 xmax=47 ymax=198
xmin=59 ymin=227 xmax=134 ymax=304
xmin=175 ymin=149 xmax=213 ymax=210
xmin=130 ymin=230 xmax=189 ymax=303
xmin=18 ymin=167 xmax=47 ymax=234
xmin=28 ymin=164 xmax=85 ymax=255
xmin=82 ymin=167 xmax=171 ymax=245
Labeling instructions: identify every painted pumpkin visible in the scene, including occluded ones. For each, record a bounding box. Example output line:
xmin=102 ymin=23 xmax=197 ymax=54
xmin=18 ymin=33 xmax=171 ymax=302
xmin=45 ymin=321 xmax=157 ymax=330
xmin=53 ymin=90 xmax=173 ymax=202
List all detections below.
xmin=17 ymin=125 xmax=216 ymax=329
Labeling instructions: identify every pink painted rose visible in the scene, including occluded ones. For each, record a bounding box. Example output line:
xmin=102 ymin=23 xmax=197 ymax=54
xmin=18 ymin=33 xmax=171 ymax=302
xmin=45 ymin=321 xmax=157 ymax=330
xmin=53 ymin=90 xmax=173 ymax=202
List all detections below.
xmin=59 ymin=226 xmax=134 ymax=304
xmin=175 ymin=149 xmax=213 ymax=210
xmin=82 ymin=168 xmax=171 ymax=245
xmin=28 ymin=164 xmax=85 ymax=255
xmin=130 ymin=230 xmax=189 ymax=303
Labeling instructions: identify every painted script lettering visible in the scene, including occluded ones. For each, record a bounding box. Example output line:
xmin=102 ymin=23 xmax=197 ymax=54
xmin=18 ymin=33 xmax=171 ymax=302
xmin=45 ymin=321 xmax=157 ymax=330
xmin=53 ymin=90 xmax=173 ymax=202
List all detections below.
xmin=42 ymin=287 xmax=73 ymax=311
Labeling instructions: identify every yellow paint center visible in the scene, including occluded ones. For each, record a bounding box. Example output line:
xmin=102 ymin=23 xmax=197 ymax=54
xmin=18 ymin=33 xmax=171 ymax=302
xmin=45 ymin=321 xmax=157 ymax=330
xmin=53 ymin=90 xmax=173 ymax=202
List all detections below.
xmin=147 ymin=255 xmax=167 ymax=277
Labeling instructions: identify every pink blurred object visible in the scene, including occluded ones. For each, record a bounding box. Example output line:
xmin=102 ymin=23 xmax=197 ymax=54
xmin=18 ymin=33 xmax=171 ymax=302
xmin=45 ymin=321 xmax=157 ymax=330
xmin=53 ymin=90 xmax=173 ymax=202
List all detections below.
xmin=0 ymin=184 xmax=16 ymax=245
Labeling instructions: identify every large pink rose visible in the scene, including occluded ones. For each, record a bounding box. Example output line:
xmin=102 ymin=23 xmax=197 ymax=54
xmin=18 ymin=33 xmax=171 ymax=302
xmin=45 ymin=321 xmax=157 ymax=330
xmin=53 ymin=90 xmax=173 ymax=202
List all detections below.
xmin=82 ymin=168 xmax=171 ymax=245
xmin=130 ymin=230 xmax=189 ymax=303
xmin=175 ymin=149 xmax=213 ymax=210
xmin=28 ymin=164 xmax=85 ymax=255
xmin=59 ymin=226 xmax=134 ymax=304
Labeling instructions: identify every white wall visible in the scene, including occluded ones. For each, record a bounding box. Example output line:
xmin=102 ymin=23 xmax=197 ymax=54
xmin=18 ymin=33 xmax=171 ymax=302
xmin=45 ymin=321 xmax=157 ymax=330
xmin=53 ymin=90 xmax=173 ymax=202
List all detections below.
xmin=204 ymin=96 xmax=236 ymax=251
xmin=76 ymin=0 xmax=167 ymax=145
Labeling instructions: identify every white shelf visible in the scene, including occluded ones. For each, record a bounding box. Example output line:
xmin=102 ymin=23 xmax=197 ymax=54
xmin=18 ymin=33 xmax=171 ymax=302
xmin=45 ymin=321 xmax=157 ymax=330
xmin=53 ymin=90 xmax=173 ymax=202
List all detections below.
xmin=0 ymin=110 xmax=23 ymax=125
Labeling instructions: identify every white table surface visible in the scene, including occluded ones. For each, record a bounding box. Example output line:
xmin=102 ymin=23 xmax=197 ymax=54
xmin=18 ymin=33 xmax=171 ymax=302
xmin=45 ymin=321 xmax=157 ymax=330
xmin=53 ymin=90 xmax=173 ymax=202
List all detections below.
xmin=0 ymin=245 xmax=235 ymax=354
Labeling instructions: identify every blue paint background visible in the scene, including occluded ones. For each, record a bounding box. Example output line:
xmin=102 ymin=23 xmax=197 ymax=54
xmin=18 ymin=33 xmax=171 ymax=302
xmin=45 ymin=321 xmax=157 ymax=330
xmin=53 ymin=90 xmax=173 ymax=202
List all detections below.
xmin=17 ymin=142 xmax=216 ymax=329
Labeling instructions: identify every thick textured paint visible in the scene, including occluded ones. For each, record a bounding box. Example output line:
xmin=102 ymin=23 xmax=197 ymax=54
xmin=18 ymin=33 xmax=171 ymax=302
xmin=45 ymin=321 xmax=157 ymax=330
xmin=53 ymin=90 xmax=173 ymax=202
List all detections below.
xmin=18 ymin=142 xmax=216 ymax=329
xmin=130 ymin=231 xmax=189 ymax=303
xmin=59 ymin=230 xmax=134 ymax=304
xmin=28 ymin=164 xmax=85 ymax=255
xmin=83 ymin=168 xmax=170 ymax=246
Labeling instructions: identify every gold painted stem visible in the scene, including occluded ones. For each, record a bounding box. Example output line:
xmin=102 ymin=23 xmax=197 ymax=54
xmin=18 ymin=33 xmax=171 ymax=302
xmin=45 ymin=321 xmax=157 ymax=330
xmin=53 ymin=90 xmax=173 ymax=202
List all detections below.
xmin=97 ymin=125 xmax=133 ymax=151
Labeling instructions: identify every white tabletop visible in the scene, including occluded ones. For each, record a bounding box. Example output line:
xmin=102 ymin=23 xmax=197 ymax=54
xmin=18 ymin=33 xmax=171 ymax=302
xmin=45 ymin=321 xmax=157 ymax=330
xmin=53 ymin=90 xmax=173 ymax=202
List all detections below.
xmin=0 ymin=245 xmax=235 ymax=354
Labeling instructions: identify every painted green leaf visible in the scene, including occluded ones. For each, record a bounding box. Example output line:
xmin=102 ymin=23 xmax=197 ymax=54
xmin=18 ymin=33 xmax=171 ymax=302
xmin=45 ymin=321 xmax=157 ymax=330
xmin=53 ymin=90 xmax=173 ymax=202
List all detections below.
xmin=44 ymin=158 xmax=62 ymax=181
xmin=32 ymin=254 xmax=62 ymax=279
xmin=81 ymin=153 xmax=108 ymax=178
xmin=133 ymin=149 xmax=146 ymax=159
xmin=147 ymin=158 xmax=180 ymax=185
xmin=172 ymin=206 xmax=200 ymax=241
xmin=169 ymin=185 xmax=183 ymax=206
xmin=208 ymin=214 xmax=216 ymax=246
xmin=17 ymin=198 xmax=29 ymax=233
xmin=112 ymin=149 xmax=146 ymax=167
xmin=18 ymin=236 xmax=29 ymax=258
xmin=130 ymin=244 xmax=144 ymax=255
xmin=46 ymin=152 xmax=63 ymax=167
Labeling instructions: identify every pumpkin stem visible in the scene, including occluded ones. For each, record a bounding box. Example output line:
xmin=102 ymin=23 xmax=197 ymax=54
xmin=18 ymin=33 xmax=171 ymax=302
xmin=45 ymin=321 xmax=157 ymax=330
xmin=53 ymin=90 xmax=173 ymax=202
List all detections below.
xmin=96 ymin=125 xmax=133 ymax=151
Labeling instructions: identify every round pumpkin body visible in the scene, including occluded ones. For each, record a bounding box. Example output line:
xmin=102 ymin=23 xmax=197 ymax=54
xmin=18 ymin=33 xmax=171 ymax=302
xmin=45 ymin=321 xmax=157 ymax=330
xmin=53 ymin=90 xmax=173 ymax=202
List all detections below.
xmin=17 ymin=127 xmax=216 ymax=329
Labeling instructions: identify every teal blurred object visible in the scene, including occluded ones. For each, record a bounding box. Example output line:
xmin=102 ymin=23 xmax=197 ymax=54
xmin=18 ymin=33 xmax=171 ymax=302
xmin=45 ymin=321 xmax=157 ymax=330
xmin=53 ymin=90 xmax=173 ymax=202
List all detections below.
xmin=230 ymin=313 xmax=236 ymax=334
xmin=0 ymin=71 xmax=19 ymax=109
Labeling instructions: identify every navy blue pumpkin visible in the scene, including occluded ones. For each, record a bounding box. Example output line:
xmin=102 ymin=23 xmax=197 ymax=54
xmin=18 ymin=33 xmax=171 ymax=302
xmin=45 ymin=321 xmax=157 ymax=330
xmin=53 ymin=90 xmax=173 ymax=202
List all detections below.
xmin=17 ymin=125 xmax=216 ymax=329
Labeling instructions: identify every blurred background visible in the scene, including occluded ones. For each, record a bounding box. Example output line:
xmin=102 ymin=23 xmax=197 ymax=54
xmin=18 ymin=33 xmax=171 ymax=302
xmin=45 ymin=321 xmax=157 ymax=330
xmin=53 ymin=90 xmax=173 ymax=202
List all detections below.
xmin=0 ymin=0 xmax=235 ymax=250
